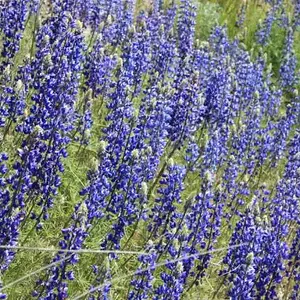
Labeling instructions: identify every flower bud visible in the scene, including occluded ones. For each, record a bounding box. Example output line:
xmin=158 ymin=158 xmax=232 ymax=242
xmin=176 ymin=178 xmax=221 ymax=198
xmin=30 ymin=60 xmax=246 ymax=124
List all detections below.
xmin=167 ymin=158 xmax=174 ymax=167
xmin=33 ymin=125 xmax=44 ymax=135
xmin=16 ymin=80 xmax=23 ymax=92
xmin=44 ymin=53 xmax=52 ymax=66
xmin=141 ymin=182 xmax=148 ymax=196
xmin=246 ymin=252 xmax=254 ymax=265
xmin=293 ymin=89 xmax=299 ymax=97
xmin=76 ymin=20 xmax=83 ymax=31
xmin=4 ymin=65 xmax=11 ymax=77
xmin=132 ymin=149 xmax=139 ymax=159
xmin=99 ymin=140 xmax=108 ymax=153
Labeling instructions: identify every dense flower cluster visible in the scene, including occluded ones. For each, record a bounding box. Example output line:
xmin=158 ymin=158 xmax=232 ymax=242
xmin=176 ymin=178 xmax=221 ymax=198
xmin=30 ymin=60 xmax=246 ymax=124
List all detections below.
xmin=0 ymin=0 xmax=299 ymax=299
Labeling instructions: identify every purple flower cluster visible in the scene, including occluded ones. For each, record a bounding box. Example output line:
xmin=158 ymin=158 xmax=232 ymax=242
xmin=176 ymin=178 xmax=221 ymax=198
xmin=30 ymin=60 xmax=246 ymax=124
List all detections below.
xmin=280 ymin=27 xmax=298 ymax=90
xmin=0 ymin=0 xmax=299 ymax=299
xmin=0 ymin=0 xmax=29 ymax=63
